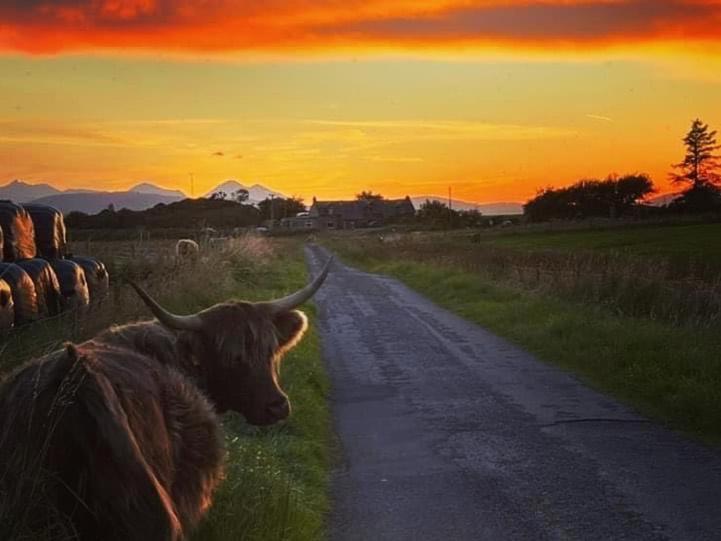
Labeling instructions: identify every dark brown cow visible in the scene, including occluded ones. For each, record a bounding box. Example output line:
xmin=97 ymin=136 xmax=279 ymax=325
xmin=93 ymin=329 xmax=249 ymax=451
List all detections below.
xmin=0 ymin=258 xmax=331 ymax=541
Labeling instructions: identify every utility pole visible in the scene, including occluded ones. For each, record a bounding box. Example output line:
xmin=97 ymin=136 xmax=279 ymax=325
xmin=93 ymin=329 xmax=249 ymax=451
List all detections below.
xmin=448 ymin=186 xmax=452 ymax=210
xmin=189 ymin=173 xmax=195 ymax=198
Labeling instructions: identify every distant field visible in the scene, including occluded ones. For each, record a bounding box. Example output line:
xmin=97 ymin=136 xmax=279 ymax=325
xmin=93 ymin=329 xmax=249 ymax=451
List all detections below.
xmin=473 ymin=222 xmax=721 ymax=267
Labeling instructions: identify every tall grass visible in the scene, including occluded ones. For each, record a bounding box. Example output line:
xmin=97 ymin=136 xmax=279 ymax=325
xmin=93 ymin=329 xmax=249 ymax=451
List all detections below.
xmin=331 ymin=232 xmax=721 ymax=330
xmin=0 ymin=235 xmax=329 ymax=540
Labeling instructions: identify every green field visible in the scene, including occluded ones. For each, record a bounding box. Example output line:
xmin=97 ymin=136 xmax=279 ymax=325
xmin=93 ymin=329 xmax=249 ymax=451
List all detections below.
xmin=474 ymin=222 xmax=721 ymax=266
xmin=0 ymin=237 xmax=330 ymax=541
xmin=326 ymin=221 xmax=721 ymax=444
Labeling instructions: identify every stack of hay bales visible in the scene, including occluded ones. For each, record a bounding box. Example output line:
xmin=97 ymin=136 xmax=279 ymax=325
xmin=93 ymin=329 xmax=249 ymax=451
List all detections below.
xmin=24 ymin=204 xmax=91 ymax=313
xmin=16 ymin=259 xmax=62 ymax=317
xmin=0 ymin=202 xmax=36 ymax=262
xmin=0 ymin=202 xmax=40 ymax=327
xmin=0 ymin=278 xmax=13 ymax=329
xmin=68 ymin=256 xmax=109 ymax=304
xmin=24 ymin=203 xmax=67 ymax=259
xmin=0 ymin=263 xmax=38 ymax=325
xmin=0 ymin=201 xmax=108 ymax=331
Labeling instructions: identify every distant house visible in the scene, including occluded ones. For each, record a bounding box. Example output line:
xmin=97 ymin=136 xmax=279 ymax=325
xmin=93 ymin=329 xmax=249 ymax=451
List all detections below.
xmin=281 ymin=196 xmax=415 ymax=230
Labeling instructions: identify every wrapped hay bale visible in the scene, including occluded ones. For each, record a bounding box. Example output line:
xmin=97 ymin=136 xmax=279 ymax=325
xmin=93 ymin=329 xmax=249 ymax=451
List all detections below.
xmin=0 ymin=278 xmax=14 ymax=330
xmin=69 ymin=256 xmax=109 ymax=305
xmin=0 ymin=263 xmax=39 ymax=325
xmin=16 ymin=259 xmax=62 ymax=317
xmin=23 ymin=204 xmax=67 ymax=259
xmin=0 ymin=201 xmax=37 ymax=262
xmin=49 ymin=259 xmax=90 ymax=312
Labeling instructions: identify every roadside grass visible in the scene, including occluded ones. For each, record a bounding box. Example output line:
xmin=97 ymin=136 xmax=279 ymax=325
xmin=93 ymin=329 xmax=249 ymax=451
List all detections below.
xmin=327 ymin=237 xmax=721 ymax=445
xmin=0 ymin=236 xmax=329 ymax=541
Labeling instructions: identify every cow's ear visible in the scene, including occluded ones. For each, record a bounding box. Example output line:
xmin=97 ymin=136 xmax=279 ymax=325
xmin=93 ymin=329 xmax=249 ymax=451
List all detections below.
xmin=273 ymin=310 xmax=308 ymax=351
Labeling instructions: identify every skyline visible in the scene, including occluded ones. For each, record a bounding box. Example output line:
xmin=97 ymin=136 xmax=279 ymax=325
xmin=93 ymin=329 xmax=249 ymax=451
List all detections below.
xmin=2 ymin=1 xmax=721 ymax=204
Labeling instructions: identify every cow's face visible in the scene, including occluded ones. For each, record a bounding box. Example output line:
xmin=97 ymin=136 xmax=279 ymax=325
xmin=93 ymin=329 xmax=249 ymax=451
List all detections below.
xmin=131 ymin=258 xmax=331 ymax=426
xmin=193 ymin=303 xmax=308 ymax=425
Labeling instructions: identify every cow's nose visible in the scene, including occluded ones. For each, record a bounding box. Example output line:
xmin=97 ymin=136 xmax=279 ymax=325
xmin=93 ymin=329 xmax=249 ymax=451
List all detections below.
xmin=266 ymin=398 xmax=290 ymax=420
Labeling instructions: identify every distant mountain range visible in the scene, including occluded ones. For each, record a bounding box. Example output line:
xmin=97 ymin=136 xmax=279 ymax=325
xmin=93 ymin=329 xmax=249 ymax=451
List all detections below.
xmin=411 ymin=196 xmax=523 ymax=216
xmin=1 ymin=180 xmax=681 ymax=217
xmin=0 ymin=179 xmax=284 ymax=214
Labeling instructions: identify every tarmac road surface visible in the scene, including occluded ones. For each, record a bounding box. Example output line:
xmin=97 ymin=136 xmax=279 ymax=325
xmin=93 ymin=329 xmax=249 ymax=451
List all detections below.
xmin=305 ymin=245 xmax=721 ymax=541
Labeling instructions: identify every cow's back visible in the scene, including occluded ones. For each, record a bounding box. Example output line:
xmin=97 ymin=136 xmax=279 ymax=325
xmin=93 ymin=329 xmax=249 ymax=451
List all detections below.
xmin=0 ymin=339 xmax=224 ymax=540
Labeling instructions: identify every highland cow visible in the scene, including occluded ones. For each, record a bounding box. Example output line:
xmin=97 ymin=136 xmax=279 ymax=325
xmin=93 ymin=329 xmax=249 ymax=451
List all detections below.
xmin=0 ymin=258 xmax=331 ymax=541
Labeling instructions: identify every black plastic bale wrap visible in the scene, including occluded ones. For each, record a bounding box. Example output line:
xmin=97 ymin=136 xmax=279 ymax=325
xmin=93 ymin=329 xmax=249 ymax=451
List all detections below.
xmin=0 ymin=278 xmax=14 ymax=330
xmin=0 ymin=201 xmax=37 ymax=262
xmin=16 ymin=259 xmax=63 ymax=317
xmin=23 ymin=204 xmax=67 ymax=259
xmin=0 ymin=263 xmax=39 ymax=325
xmin=69 ymin=256 xmax=110 ymax=304
xmin=49 ymin=259 xmax=90 ymax=312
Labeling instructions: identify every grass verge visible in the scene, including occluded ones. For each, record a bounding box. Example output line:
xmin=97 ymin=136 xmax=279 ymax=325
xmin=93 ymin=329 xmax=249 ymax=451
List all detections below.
xmin=329 ymin=241 xmax=721 ymax=445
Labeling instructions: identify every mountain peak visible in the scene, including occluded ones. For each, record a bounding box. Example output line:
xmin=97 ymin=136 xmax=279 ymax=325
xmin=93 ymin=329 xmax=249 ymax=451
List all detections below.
xmin=205 ymin=180 xmax=284 ymax=203
xmin=0 ymin=179 xmax=62 ymax=202
xmin=130 ymin=182 xmax=186 ymax=198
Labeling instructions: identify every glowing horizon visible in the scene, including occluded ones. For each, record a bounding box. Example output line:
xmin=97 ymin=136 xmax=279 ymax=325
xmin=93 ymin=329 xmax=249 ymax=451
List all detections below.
xmin=2 ymin=1 xmax=720 ymax=204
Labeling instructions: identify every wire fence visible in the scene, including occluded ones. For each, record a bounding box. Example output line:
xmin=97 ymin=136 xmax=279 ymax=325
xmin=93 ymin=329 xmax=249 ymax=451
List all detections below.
xmin=0 ymin=234 xmax=276 ymax=372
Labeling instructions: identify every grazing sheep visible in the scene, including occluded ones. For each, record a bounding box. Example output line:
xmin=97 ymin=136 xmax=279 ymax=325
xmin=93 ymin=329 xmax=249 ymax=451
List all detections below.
xmin=175 ymin=239 xmax=200 ymax=263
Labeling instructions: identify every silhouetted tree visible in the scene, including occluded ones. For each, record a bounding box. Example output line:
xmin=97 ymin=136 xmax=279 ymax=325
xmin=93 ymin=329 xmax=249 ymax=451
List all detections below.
xmin=524 ymin=174 xmax=655 ymax=222
xmin=356 ymin=191 xmax=383 ymax=201
xmin=231 ymin=189 xmax=249 ymax=203
xmin=258 ymin=197 xmax=306 ymax=221
xmin=210 ymin=191 xmax=227 ymax=200
xmin=668 ymin=120 xmax=721 ymax=213
xmin=671 ymin=119 xmax=721 ymax=188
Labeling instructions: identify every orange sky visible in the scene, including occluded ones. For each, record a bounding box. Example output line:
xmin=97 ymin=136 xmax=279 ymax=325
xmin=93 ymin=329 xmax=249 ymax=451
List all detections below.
xmin=1 ymin=1 xmax=721 ymax=203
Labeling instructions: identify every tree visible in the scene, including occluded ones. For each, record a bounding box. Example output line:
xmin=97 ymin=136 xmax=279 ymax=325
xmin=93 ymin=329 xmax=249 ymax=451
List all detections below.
xmin=258 ymin=197 xmax=306 ymax=221
xmin=523 ymin=174 xmax=655 ymax=222
xmin=231 ymin=189 xmax=249 ymax=204
xmin=356 ymin=190 xmax=383 ymax=201
xmin=417 ymin=200 xmax=457 ymax=228
xmin=671 ymin=119 xmax=721 ymax=188
xmin=210 ymin=190 xmax=227 ymax=200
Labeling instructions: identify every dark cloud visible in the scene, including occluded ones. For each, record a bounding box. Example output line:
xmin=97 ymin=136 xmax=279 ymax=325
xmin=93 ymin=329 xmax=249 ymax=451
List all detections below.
xmin=0 ymin=1 xmax=719 ymax=54
xmin=335 ymin=1 xmax=721 ymax=42
xmin=212 ymin=151 xmax=224 ymax=156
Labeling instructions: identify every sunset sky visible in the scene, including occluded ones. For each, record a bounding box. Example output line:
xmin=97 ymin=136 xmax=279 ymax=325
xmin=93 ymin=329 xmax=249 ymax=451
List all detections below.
xmin=1 ymin=1 xmax=721 ymax=203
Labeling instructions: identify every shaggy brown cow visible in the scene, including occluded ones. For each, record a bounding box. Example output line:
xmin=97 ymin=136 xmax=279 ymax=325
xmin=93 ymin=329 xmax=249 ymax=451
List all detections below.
xmin=0 ymin=258 xmax=331 ymax=541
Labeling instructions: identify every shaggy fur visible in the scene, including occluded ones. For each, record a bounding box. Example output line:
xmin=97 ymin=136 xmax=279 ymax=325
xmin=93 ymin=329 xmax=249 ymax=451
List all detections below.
xmin=0 ymin=301 xmax=308 ymax=540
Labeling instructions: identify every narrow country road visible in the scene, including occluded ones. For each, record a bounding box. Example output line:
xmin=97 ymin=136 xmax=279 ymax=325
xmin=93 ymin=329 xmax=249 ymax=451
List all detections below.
xmin=305 ymin=245 xmax=721 ymax=541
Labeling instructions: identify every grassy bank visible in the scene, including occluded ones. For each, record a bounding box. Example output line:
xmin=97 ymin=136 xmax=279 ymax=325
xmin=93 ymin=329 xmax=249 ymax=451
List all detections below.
xmin=0 ymin=236 xmax=330 ymax=540
xmin=327 ymin=230 xmax=721 ymax=444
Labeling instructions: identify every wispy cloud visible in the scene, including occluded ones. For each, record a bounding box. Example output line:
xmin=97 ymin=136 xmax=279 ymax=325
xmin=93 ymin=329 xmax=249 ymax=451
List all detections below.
xmin=306 ymin=119 xmax=576 ymax=140
xmin=585 ymin=114 xmax=614 ymax=122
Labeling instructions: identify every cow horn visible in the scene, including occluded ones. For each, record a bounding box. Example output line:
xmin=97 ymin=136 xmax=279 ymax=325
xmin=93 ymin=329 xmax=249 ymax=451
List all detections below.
xmin=264 ymin=256 xmax=332 ymax=314
xmin=129 ymin=281 xmax=204 ymax=331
